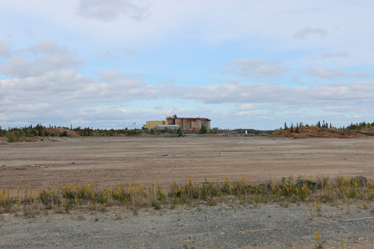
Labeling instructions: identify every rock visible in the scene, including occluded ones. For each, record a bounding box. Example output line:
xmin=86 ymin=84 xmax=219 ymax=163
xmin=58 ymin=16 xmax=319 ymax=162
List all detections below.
xmin=356 ymin=131 xmax=374 ymax=136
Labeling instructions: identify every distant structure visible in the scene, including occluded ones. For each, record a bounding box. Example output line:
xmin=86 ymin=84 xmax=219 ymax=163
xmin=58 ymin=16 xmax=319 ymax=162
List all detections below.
xmin=142 ymin=120 xmax=167 ymax=130
xmin=166 ymin=115 xmax=211 ymax=130
xmin=154 ymin=125 xmax=180 ymax=130
xmin=143 ymin=115 xmax=211 ymax=130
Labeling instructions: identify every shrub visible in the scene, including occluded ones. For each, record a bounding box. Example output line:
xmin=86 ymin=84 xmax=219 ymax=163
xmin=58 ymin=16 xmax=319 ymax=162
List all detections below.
xmin=60 ymin=131 xmax=68 ymax=137
xmin=7 ymin=133 xmax=14 ymax=142
xmin=200 ymin=125 xmax=207 ymax=134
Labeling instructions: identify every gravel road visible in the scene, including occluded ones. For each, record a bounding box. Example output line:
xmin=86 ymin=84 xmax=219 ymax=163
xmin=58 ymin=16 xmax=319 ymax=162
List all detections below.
xmin=1 ymin=202 xmax=374 ymax=248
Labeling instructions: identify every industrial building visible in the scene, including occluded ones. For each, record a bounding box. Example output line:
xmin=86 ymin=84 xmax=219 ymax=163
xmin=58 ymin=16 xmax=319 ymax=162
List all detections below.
xmin=142 ymin=120 xmax=167 ymax=130
xmin=166 ymin=115 xmax=211 ymax=130
xmin=154 ymin=125 xmax=180 ymax=130
xmin=143 ymin=115 xmax=211 ymax=130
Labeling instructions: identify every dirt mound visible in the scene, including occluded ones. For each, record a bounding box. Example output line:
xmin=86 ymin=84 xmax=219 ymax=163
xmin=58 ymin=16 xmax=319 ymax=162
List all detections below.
xmin=270 ymin=126 xmax=368 ymax=138
xmin=46 ymin=128 xmax=80 ymax=137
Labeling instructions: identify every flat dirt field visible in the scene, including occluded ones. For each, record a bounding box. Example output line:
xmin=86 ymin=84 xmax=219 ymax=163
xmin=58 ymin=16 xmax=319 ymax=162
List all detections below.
xmin=1 ymin=136 xmax=374 ymax=193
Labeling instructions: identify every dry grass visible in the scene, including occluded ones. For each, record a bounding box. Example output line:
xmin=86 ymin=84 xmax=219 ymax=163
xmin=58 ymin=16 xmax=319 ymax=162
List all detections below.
xmin=1 ymin=175 xmax=373 ymax=217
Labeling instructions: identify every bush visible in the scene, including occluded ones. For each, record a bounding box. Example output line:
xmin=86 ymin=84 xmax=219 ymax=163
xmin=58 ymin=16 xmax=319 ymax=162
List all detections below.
xmin=60 ymin=131 xmax=68 ymax=137
xmin=7 ymin=133 xmax=14 ymax=142
xmin=200 ymin=125 xmax=207 ymax=134
xmin=177 ymin=128 xmax=183 ymax=137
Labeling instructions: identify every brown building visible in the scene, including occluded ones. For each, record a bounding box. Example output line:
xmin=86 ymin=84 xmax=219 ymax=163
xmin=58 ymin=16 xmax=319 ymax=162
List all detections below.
xmin=166 ymin=115 xmax=211 ymax=130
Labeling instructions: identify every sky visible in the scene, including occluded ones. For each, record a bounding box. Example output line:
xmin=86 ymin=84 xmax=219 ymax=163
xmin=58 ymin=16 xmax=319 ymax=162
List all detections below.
xmin=0 ymin=0 xmax=374 ymax=130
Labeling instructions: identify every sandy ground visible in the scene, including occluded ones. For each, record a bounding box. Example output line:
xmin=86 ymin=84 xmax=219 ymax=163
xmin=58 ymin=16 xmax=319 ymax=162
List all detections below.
xmin=1 ymin=136 xmax=374 ymax=193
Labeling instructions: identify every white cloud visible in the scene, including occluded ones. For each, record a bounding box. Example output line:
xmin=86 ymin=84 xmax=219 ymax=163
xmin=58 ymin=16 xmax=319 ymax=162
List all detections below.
xmin=292 ymin=74 xmax=303 ymax=85
xmin=322 ymin=51 xmax=349 ymax=59
xmin=0 ymin=42 xmax=11 ymax=58
xmin=98 ymin=47 xmax=136 ymax=59
xmin=225 ymin=59 xmax=288 ymax=79
xmin=304 ymin=66 xmax=372 ymax=80
xmin=0 ymin=41 xmax=83 ymax=78
xmin=238 ymin=104 xmax=255 ymax=110
xmin=293 ymin=26 xmax=328 ymax=39
xmin=234 ymin=111 xmax=258 ymax=117
xmin=96 ymin=70 xmax=120 ymax=82
xmin=76 ymin=0 xmax=150 ymax=22
xmin=28 ymin=41 xmax=69 ymax=55
xmin=154 ymin=105 xmax=163 ymax=109
xmin=324 ymin=106 xmax=355 ymax=112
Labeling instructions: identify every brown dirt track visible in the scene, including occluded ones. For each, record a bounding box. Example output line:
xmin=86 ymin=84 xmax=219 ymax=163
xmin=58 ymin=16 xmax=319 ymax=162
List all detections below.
xmin=1 ymin=136 xmax=374 ymax=194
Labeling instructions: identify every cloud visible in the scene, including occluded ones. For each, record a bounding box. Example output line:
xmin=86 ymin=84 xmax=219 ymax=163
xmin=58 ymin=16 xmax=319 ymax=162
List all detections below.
xmin=0 ymin=41 xmax=83 ymax=78
xmin=225 ymin=59 xmax=288 ymax=79
xmin=304 ymin=67 xmax=371 ymax=80
xmin=322 ymin=51 xmax=349 ymax=59
xmin=98 ymin=47 xmax=136 ymax=59
xmin=154 ymin=105 xmax=163 ymax=109
xmin=76 ymin=0 xmax=150 ymax=22
xmin=0 ymin=42 xmax=11 ymax=58
xmin=293 ymin=26 xmax=328 ymax=39
xmin=28 ymin=41 xmax=69 ymax=55
xmin=292 ymin=74 xmax=303 ymax=85
xmin=237 ymin=104 xmax=255 ymax=110
xmin=324 ymin=106 xmax=355 ymax=112
xmin=96 ymin=70 xmax=120 ymax=81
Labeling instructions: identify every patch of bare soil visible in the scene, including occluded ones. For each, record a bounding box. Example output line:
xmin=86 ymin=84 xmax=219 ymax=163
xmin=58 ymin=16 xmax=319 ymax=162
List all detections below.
xmin=1 ymin=136 xmax=374 ymax=195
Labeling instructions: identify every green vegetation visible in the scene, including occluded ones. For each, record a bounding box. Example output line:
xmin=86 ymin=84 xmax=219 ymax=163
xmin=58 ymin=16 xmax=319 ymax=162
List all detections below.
xmin=199 ymin=125 xmax=207 ymax=134
xmin=1 ymin=175 xmax=373 ymax=216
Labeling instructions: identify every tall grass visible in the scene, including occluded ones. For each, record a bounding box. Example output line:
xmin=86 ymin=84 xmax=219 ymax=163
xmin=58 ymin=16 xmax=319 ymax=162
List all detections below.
xmin=1 ymin=175 xmax=373 ymax=214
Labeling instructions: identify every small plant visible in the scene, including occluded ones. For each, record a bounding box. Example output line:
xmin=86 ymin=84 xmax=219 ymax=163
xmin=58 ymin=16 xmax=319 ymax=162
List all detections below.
xmin=22 ymin=208 xmax=35 ymax=218
xmin=99 ymin=204 xmax=106 ymax=212
xmin=152 ymin=202 xmax=161 ymax=210
xmin=308 ymin=209 xmax=315 ymax=220
xmin=64 ymin=200 xmax=73 ymax=213
xmin=316 ymin=202 xmax=322 ymax=212
xmin=314 ymin=230 xmax=325 ymax=248
xmin=114 ymin=211 xmax=122 ymax=220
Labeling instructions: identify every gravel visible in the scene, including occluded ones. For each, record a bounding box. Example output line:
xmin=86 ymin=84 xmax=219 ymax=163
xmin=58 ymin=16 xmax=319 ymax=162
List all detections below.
xmin=1 ymin=202 xmax=374 ymax=248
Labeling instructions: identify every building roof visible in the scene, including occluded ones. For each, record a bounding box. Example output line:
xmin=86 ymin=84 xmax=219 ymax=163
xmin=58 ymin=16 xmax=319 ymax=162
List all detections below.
xmin=166 ymin=117 xmax=211 ymax=121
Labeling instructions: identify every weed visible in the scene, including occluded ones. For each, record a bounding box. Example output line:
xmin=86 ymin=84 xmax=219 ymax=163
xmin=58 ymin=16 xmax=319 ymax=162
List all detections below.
xmin=114 ymin=211 xmax=122 ymax=220
xmin=22 ymin=208 xmax=35 ymax=218
xmin=99 ymin=204 xmax=106 ymax=212
xmin=152 ymin=202 xmax=161 ymax=210
xmin=308 ymin=209 xmax=315 ymax=220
